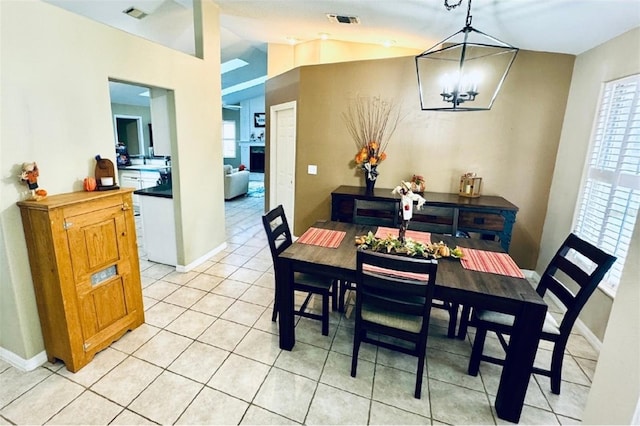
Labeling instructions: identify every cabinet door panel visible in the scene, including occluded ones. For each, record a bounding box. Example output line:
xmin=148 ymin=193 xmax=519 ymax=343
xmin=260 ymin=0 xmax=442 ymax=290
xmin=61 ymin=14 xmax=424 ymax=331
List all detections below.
xmin=93 ymin=278 xmax=128 ymax=330
xmin=67 ymin=205 xmax=125 ymax=283
xmin=79 ymin=277 xmax=127 ymax=339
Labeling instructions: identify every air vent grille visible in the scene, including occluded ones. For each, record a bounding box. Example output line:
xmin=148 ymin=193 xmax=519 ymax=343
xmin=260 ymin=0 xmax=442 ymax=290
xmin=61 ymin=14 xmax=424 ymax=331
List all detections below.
xmin=326 ymin=14 xmax=360 ymax=24
xmin=123 ymin=7 xmax=147 ymax=20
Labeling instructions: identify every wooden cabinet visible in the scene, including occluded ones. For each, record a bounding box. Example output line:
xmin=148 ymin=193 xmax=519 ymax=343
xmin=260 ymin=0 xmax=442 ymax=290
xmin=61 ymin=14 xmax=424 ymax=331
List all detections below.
xmin=331 ymin=185 xmax=519 ymax=252
xmin=17 ymin=189 xmax=144 ymax=372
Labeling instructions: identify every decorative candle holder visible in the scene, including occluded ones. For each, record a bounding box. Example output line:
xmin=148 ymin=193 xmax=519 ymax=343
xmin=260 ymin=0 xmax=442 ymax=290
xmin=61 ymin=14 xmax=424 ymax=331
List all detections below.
xmin=459 ymin=173 xmax=482 ymax=198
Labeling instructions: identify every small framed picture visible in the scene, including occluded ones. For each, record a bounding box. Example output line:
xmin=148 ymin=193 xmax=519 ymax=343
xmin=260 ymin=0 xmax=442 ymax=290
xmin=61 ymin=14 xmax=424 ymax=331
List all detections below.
xmin=254 ymin=113 xmax=266 ymax=128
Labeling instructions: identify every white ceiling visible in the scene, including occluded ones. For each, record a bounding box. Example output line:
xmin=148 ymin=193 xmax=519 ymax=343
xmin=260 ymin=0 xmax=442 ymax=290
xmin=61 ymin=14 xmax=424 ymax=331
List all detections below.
xmin=45 ymin=0 xmax=640 ymax=105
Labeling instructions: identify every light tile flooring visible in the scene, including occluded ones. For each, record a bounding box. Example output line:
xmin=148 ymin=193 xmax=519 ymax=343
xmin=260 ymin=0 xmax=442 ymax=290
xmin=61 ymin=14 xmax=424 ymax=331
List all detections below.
xmin=0 ymin=187 xmax=599 ymax=425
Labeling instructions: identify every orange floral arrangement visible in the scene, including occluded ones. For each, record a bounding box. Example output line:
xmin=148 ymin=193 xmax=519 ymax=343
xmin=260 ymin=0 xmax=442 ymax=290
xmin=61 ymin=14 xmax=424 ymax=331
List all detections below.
xmin=354 ymin=141 xmax=387 ymax=166
xmin=343 ymin=95 xmax=401 ymax=181
xmin=410 ymin=174 xmax=426 ymax=192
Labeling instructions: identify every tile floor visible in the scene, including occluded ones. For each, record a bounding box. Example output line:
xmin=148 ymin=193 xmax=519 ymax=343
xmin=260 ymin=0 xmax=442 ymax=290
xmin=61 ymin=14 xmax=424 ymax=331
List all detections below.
xmin=0 ymin=186 xmax=599 ymax=425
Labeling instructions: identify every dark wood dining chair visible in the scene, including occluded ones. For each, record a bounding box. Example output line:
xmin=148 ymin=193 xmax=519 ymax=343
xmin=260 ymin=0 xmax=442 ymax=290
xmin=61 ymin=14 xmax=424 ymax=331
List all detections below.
xmin=351 ymin=249 xmax=438 ymax=398
xmin=262 ymin=205 xmax=337 ymax=336
xmin=338 ymin=199 xmax=401 ymax=312
xmin=407 ymin=204 xmax=462 ymax=338
xmin=467 ymin=233 xmax=616 ymax=394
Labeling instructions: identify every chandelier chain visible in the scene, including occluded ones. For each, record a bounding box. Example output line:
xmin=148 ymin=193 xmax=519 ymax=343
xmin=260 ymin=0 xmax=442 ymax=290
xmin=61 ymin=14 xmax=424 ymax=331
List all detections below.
xmin=443 ymin=0 xmax=463 ymax=10
xmin=444 ymin=0 xmax=473 ymax=26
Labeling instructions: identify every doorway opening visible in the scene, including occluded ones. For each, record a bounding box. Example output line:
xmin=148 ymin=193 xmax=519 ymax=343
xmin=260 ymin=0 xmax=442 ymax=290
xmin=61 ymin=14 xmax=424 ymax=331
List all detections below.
xmin=109 ymin=79 xmax=177 ymax=265
xmin=114 ymin=115 xmax=144 ymax=156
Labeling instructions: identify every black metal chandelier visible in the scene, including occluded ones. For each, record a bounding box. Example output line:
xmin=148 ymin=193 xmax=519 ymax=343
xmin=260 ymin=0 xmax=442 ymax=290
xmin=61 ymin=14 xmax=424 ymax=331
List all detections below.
xmin=415 ymin=0 xmax=519 ymax=111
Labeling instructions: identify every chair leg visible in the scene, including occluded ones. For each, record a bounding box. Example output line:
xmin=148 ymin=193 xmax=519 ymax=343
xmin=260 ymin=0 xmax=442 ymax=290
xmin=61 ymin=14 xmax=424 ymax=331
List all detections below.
xmin=271 ymin=297 xmax=278 ymax=322
xmin=468 ymin=326 xmax=488 ymax=376
xmin=415 ymin=350 xmax=425 ymax=399
xmin=550 ymin=342 xmax=565 ymax=394
xmin=322 ymin=292 xmax=329 ymax=336
xmin=331 ymin=281 xmax=338 ymax=312
xmin=351 ymin=329 xmax=361 ymax=377
xmin=457 ymin=305 xmax=471 ymax=340
xmin=447 ymin=303 xmax=459 ymax=338
xmin=339 ymin=281 xmax=347 ymax=312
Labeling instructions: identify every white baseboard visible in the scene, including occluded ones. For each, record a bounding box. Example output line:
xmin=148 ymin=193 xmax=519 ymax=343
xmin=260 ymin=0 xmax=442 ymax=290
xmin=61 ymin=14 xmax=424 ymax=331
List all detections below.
xmin=175 ymin=242 xmax=227 ymax=273
xmin=527 ymin=271 xmax=601 ymax=353
xmin=0 ymin=347 xmax=47 ymax=372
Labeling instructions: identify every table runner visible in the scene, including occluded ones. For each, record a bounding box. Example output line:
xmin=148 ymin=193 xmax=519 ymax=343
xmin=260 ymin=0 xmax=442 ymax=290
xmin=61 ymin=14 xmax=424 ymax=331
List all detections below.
xmin=460 ymin=248 xmax=524 ymax=278
xmin=297 ymin=227 xmax=346 ymax=248
xmin=374 ymin=226 xmax=432 ymax=244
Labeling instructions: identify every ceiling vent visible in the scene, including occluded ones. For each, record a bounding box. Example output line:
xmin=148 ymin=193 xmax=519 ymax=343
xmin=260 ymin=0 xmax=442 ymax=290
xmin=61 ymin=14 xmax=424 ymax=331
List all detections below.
xmin=123 ymin=7 xmax=148 ymax=20
xmin=326 ymin=14 xmax=360 ymax=24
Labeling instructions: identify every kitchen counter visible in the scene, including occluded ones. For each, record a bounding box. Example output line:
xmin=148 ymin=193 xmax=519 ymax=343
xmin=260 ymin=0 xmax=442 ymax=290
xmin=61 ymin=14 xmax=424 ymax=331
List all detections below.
xmin=119 ymin=164 xmax=170 ymax=172
xmin=134 ymin=184 xmax=172 ymax=199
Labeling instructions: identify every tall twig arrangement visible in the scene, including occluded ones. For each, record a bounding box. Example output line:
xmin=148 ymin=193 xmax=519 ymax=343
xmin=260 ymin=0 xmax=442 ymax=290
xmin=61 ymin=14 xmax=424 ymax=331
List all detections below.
xmin=343 ymin=95 xmax=401 ymax=176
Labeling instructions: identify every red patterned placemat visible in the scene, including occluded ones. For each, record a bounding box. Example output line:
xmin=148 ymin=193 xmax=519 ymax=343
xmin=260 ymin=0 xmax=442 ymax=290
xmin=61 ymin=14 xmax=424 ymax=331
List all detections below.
xmin=297 ymin=227 xmax=346 ymax=248
xmin=374 ymin=226 xmax=431 ymax=244
xmin=460 ymin=248 xmax=524 ymax=278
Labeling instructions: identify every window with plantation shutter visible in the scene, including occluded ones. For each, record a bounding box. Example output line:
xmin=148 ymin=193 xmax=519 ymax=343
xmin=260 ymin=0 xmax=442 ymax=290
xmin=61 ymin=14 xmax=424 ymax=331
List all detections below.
xmin=222 ymin=120 xmax=236 ymax=158
xmin=573 ymin=74 xmax=640 ymax=297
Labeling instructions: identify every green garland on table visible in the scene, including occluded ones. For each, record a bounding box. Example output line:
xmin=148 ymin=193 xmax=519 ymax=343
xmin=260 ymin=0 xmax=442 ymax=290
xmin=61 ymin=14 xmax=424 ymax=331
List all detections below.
xmin=354 ymin=231 xmax=464 ymax=259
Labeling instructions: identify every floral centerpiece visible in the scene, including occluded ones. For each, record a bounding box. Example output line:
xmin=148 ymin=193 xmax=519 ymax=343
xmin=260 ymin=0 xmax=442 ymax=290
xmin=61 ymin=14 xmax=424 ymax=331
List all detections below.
xmin=343 ymin=95 xmax=401 ymax=192
xmin=354 ymin=232 xmax=464 ymax=259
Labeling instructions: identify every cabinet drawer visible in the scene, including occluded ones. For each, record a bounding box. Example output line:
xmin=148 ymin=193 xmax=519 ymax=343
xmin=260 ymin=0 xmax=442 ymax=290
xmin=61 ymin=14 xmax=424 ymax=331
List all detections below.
xmin=458 ymin=211 xmax=505 ymax=231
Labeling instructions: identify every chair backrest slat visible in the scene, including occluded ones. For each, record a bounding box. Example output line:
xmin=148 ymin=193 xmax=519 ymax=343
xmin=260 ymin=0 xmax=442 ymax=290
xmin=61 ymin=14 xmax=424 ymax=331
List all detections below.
xmin=353 ymin=199 xmax=399 ymax=227
xmin=262 ymin=205 xmax=293 ymax=267
xmin=356 ymin=250 xmax=437 ymax=322
xmin=409 ymin=206 xmax=457 ymax=235
xmin=539 ymin=274 xmax=576 ymax=311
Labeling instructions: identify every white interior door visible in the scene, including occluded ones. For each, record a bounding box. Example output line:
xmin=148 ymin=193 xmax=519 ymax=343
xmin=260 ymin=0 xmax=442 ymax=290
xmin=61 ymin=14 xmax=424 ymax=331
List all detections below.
xmin=269 ymin=101 xmax=296 ymax=228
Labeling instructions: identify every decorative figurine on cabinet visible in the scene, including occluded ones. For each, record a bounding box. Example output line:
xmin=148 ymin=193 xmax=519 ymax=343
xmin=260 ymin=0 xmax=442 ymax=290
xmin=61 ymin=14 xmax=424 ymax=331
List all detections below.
xmin=20 ymin=161 xmax=47 ymax=200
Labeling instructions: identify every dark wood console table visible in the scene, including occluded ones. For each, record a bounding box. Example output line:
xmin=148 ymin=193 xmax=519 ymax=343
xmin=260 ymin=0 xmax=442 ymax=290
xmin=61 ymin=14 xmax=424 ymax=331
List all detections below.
xmin=331 ymin=185 xmax=519 ymax=252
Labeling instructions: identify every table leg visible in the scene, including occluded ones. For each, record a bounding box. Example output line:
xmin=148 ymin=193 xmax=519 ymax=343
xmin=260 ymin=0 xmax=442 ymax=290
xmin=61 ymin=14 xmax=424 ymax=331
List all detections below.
xmin=494 ymin=301 xmax=546 ymax=422
xmin=277 ymin=257 xmax=295 ymax=350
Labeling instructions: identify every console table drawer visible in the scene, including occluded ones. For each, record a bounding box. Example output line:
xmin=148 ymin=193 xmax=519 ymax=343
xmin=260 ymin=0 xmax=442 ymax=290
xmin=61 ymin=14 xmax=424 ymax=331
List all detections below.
xmin=458 ymin=211 xmax=505 ymax=231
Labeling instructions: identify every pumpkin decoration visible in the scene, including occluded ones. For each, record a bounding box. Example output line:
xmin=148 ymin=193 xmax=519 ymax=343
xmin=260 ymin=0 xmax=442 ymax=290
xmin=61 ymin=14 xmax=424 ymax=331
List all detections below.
xmin=83 ymin=177 xmax=97 ymax=192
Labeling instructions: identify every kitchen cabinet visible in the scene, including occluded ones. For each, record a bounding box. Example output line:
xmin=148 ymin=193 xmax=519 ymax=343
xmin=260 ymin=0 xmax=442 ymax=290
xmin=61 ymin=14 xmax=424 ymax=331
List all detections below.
xmin=135 ymin=185 xmax=177 ymax=266
xmin=331 ymin=185 xmax=518 ymax=252
xmin=118 ymin=169 xmax=161 ymax=207
xmin=150 ymin=88 xmax=173 ymax=157
xmin=17 ymin=189 xmax=144 ymax=372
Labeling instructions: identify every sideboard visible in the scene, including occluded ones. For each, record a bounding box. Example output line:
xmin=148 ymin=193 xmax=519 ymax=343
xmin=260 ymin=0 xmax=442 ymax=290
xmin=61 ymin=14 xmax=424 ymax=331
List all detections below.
xmin=331 ymin=185 xmax=519 ymax=252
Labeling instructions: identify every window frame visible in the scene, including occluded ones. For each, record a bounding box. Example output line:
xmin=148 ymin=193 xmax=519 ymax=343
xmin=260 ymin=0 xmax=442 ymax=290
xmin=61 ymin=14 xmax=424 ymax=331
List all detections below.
xmin=572 ymin=73 xmax=640 ymax=298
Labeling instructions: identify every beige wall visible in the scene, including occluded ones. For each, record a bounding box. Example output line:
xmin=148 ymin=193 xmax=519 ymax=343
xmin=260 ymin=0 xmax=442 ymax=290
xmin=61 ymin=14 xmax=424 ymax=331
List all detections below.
xmin=267 ymin=40 xmax=422 ymax=79
xmin=583 ymin=217 xmax=639 ymax=424
xmin=538 ymin=27 xmax=640 ymax=341
xmin=266 ymin=50 xmax=575 ymax=269
xmin=0 ymin=1 xmax=224 ymax=361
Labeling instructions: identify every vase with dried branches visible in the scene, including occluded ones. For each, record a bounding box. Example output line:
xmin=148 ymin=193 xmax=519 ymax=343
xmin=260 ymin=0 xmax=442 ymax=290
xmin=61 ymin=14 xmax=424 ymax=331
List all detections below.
xmin=343 ymin=95 xmax=401 ymax=193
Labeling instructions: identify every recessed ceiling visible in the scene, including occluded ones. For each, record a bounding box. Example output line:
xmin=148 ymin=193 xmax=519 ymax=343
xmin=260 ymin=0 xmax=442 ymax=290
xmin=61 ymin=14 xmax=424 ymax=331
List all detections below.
xmin=46 ymin=0 xmax=640 ymax=106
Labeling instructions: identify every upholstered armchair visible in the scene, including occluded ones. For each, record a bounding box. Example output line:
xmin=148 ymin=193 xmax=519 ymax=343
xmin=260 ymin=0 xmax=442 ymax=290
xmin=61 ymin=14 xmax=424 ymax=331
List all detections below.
xmin=223 ymin=164 xmax=250 ymax=200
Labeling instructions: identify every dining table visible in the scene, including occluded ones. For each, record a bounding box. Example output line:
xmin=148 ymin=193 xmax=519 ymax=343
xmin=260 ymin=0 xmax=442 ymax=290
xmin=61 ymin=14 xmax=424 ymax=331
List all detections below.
xmin=276 ymin=220 xmax=547 ymax=423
